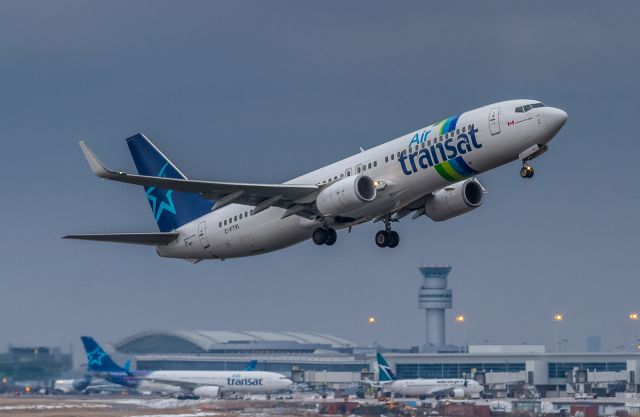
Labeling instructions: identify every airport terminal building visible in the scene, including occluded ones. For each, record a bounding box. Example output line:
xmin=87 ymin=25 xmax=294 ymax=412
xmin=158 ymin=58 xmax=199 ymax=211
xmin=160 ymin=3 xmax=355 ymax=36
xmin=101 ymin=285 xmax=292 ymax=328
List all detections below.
xmin=108 ymin=330 xmax=640 ymax=397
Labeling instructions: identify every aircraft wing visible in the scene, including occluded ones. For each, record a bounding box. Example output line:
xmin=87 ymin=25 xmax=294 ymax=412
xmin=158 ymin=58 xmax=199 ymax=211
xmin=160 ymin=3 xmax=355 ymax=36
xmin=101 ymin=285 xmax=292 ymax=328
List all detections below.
xmin=138 ymin=376 xmax=204 ymax=391
xmin=62 ymin=232 xmax=179 ymax=245
xmin=79 ymin=142 xmax=319 ymax=216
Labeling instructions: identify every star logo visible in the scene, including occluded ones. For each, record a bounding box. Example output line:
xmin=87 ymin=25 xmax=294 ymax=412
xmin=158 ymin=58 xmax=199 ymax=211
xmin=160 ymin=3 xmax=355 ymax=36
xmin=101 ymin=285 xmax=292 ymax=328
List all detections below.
xmin=87 ymin=347 xmax=106 ymax=366
xmin=146 ymin=162 xmax=177 ymax=221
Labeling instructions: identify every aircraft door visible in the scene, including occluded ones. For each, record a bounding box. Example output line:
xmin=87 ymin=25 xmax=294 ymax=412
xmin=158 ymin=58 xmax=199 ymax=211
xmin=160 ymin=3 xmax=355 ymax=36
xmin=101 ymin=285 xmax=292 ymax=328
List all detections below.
xmin=489 ymin=107 xmax=501 ymax=135
xmin=197 ymin=220 xmax=210 ymax=249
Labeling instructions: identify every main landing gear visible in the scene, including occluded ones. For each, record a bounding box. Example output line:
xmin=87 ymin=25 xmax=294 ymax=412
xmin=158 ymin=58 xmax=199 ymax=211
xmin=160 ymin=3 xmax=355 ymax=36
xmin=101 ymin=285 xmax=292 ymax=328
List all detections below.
xmin=520 ymin=163 xmax=534 ymax=179
xmin=312 ymin=226 xmax=337 ymax=246
xmin=375 ymin=216 xmax=399 ymax=248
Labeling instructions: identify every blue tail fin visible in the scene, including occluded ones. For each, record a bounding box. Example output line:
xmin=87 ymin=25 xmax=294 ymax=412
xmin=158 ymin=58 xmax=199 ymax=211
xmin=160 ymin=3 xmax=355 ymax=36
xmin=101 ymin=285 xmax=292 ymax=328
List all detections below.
xmin=126 ymin=133 xmax=213 ymax=232
xmin=81 ymin=336 xmax=128 ymax=374
xmin=244 ymin=360 xmax=258 ymax=371
xmin=376 ymin=353 xmax=396 ymax=382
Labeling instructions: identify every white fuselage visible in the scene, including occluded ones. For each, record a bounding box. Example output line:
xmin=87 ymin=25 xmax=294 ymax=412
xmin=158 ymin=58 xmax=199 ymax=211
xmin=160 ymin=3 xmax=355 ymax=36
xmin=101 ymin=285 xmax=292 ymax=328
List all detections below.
xmin=156 ymin=99 xmax=567 ymax=260
xmin=384 ymin=378 xmax=483 ymax=397
xmin=145 ymin=370 xmax=293 ymax=394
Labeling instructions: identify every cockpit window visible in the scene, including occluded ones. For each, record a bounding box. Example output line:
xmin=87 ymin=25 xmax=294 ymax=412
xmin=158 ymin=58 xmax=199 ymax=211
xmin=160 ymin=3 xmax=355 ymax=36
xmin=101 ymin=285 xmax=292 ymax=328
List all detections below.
xmin=515 ymin=102 xmax=545 ymax=113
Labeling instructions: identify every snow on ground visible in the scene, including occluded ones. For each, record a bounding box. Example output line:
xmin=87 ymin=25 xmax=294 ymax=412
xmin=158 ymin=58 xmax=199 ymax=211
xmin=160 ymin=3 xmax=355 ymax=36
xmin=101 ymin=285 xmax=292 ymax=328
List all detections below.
xmin=84 ymin=397 xmax=217 ymax=409
xmin=0 ymin=402 xmax=109 ymax=410
xmin=127 ymin=413 xmax=219 ymax=417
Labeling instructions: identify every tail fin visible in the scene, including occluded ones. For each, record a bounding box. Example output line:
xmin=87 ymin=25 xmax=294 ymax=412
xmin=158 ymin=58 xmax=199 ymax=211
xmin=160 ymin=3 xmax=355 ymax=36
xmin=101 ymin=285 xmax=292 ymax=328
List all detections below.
xmin=376 ymin=352 xmax=396 ymax=382
xmin=244 ymin=360 xmax=258 ymax=371
xmin=126 ymin=133 xmax=213 ymax=232
xmin=81 ymin=336 xmax=128 ymax=374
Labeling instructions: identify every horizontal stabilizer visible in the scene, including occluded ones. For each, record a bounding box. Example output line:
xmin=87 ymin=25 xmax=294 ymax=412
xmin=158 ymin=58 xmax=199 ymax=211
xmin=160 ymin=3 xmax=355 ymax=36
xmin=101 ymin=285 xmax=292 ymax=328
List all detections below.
xmin=63 ymin=232 xmax=179 ymax=245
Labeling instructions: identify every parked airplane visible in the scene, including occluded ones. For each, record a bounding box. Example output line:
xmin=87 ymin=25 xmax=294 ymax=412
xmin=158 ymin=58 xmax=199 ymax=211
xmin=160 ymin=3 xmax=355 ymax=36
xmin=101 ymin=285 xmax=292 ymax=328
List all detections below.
xmin=81 ymin=337 xmax=292 ymax=398
xmin=65 ymin=100 xmax=567 ymax=260
xmin=370 ymin=353 xmax=483 ymax=399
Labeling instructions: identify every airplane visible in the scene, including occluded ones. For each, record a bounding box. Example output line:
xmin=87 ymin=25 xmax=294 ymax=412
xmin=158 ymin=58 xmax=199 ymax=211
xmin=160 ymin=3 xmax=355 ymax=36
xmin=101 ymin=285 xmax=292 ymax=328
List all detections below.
xmin=369 ymin=353 xmax=483 ymax=399
xmin=52 ymin=376 xmax=126 ymax=395
xmin=64 ymin=99 xmax=567 ymax=260
xmin=52 ymin=375 xmax=92 ymax=394
xmin=81 ymin=336 xmax=293 ymax=398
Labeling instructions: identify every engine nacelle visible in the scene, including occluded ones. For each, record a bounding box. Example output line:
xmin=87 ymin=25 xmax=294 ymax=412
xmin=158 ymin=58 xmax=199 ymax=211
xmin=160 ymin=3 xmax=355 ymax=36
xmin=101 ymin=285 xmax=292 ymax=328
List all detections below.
xmin=450 ymin=388 xmax=465 ymax=399
xmin=316 ymin=174 xmax=376 ymax=216
xmin=424 ymin=179 xmax=484 ymax=222
xmin=192 ymin=385 xmax=220 ymax=398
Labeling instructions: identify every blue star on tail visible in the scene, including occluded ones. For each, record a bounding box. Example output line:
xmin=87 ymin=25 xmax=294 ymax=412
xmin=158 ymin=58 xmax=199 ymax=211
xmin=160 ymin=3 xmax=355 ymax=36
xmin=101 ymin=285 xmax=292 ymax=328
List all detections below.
xmin=145 ymin=162 xmax=177 ymax=221
xmin=87 ymin=347 xmax=106 ymax=366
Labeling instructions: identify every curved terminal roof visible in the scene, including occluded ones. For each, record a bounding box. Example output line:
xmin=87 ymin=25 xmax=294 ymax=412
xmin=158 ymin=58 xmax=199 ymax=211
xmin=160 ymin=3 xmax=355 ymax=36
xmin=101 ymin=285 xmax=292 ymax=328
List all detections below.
xmin=114 ymin=330 xmax=359 ymax=354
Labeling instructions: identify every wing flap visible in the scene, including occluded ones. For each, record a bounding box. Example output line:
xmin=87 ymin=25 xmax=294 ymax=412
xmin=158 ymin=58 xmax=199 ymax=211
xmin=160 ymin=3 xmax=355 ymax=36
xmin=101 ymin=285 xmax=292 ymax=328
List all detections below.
xmin=63 ymin=232 xmax=179 ymax=245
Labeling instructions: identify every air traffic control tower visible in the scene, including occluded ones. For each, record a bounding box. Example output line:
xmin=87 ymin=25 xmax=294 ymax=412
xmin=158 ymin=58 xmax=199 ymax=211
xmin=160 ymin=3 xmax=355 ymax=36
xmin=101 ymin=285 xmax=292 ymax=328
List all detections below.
xmin=418 ymin=265 xmax=453 ymax=349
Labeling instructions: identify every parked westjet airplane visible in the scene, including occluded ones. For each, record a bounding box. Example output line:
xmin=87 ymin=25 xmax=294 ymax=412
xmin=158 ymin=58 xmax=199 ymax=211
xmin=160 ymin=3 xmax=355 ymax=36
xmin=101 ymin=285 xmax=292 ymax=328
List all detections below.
xmin=81 ymin=337 xmax=292 ymax=398
xmin=65 ymin=100 xmax=567 ymax=260
xmin=370 ymin=353 xmax=483 ymax=399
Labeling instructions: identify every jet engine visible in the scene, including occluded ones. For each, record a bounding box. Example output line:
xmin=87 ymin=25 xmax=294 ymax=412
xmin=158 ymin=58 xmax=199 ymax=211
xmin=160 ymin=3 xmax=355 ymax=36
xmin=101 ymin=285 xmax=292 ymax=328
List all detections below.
xmin=316 ymin=175 xmax=377 ymax=216
xmin=450 ymin=388 xmax=465 ymax=399
xmin=192 ymin=386 xmax=220 ymax=398
xmin=424 ymin=179 xmax=484 ymax=222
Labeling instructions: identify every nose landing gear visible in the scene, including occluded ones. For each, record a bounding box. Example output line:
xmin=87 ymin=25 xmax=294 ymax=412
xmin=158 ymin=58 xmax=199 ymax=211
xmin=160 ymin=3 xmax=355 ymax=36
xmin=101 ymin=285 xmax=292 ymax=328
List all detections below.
xmin=520 ymin=164 xmax=534 ymax=179
xmin=375 ymin=216 xmax=400 ymax=248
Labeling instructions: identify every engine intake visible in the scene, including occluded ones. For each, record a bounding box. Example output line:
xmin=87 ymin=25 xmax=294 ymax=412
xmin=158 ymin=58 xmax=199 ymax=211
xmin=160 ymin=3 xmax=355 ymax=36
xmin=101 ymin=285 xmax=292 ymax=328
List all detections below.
xmin=424 ymin=179 xmax=484 ymax=222
xmin=316 ymin=175 xmax=376 ymax=216
xmin=450 ymin=387 xmax=465 ymax=399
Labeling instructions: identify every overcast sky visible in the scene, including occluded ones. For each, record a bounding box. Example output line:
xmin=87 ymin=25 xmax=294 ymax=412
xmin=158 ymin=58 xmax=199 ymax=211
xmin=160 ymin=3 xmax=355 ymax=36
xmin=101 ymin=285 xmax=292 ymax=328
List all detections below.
xmin=1 ymin=1 xmax=639 ymax=364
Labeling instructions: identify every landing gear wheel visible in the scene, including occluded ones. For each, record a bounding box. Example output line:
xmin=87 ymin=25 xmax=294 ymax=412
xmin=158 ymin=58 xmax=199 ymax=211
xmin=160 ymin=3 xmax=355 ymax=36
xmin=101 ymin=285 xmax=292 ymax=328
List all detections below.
xmin=520 ymin=165 xmax=534 ymax=178
xmin=387 ymin=231 xmax=400 ymax=248
xmin=312 ymin=228 xmax=328 ymax=245
xmin=375 ymin=230 xmax=388 ymax=248
xmin=325 ymin=228 xmax=337 ymax=246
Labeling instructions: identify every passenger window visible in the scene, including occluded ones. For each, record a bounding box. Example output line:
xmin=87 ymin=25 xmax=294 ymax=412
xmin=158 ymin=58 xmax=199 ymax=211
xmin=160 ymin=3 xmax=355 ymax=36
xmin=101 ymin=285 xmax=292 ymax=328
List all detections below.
xmin=421 ymin=143 xmax=425 ymax=149
xmin=334 ymin=176 xmax=337 ymax=180
xmin=397 ymin=152 xmax=401 ymax=158
xmin=219 ymin=222 xmax=222 ymax=228
xmin=340 ymin=173 xmax=344 ymax=178
xmin=468 ymin=124 xmax=473 ymax=130
xmin=357 ymin=167 xmax=361 ymax=173
xmin=250 ymin=209 xmax=254 ymax=215
xmin=456 ymin=129 xmax=460 ymax=135
xmin=229 ymin=218 xmax=232 ymax=223
xmin=239 ymin=213 xmax=242 ymax=219
xmin=391 ymin=154 xmax=394 ymax=160
xmin=374 ymin=161 xmax=377 ymax=167
xmin=368 ymin=163 xmax=371 ymax=169
xmin=245 ymin=211 xmax=248 ymax=217
xmin=234 ymin=215 xmax=237 ymax=221
xmin=385 ymin=156 xmax=388 ymax=162
xmin=224 ymin=220 xmax=227 ymax=226
xmin=462 ymin=126 xmax=466 ymax=133
xmin=428 ymin=140 xmax=431 ymax=146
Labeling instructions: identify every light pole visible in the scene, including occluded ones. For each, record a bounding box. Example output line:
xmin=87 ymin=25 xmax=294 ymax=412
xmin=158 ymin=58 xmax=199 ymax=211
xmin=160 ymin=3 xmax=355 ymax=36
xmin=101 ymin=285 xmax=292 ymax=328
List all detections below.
xmin=553 ymin=314 xmax=564 ymax=352
xmin=367 ymin=316 xmax=377 ymax=349
xmin=455 ymin=315 xmax=467 ymax=352
xmin=629 ymin=313 xmax=638 ymax=351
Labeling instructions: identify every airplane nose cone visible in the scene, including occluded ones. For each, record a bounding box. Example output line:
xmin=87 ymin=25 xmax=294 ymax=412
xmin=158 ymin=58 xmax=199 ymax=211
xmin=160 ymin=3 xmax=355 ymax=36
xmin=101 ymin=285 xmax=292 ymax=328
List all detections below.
xmin=283 ymin=378 xmax=293 ymax=387
xmin=545 ymin=107 xmax=568 ymax=135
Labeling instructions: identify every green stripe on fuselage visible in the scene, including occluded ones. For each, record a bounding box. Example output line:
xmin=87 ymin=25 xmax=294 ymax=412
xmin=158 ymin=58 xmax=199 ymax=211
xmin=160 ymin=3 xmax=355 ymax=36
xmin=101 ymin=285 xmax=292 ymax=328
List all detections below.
xmin=440 ymin=161 xmax=465 ymax=181
xmin=434 ymin=163 xmax=456 ymax=182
